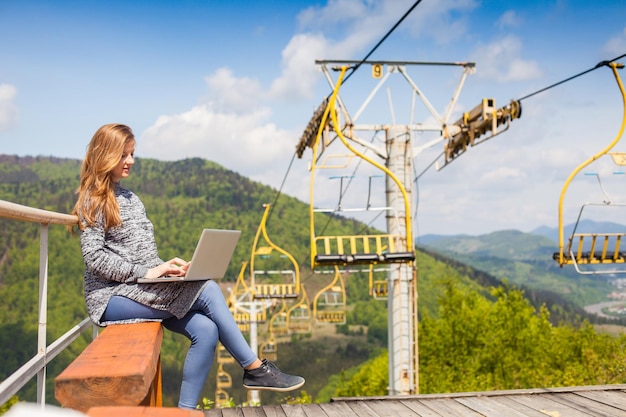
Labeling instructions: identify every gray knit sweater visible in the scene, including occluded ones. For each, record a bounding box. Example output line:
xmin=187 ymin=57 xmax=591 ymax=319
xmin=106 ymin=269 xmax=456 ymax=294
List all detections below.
xmin=80 ymin=184 xmax=207 ymax=326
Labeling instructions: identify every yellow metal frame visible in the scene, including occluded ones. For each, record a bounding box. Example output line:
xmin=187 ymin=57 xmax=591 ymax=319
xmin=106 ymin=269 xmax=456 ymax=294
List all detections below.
xmin=312 ymin=266 xmax=347 ymax=324
xmin=268 ymin=301 xmax=290 ymax=335
xmin=556 ymin=62 xmax=626 ymax=271
xmin=259 ymin=333 xmax=278 ymax=361
xmin=287 ymin=285 xmax=312 ymax=333
xmin=249 ymin=204 xmax=300 ymax=298
xmin=307 ymin=66 xmax=415 ymax=270
xmin=368 ymin=265 xmax=388 ymax=299
xmin=216 ymin=362 xmax=232 ymax=389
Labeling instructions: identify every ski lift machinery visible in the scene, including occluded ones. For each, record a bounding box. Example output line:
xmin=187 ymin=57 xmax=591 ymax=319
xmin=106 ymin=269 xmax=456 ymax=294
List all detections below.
xmin=296 ymin=59 xmax=522 ymax=395
xmin=554 ymin=61 xmax=626 ymax=274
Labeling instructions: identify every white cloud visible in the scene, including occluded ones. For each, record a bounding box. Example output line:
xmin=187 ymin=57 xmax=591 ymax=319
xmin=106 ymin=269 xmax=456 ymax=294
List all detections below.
xmin=0 ymin=83 xmax=18 ymax=132
xmin=201 ymin=68 xmax=263 ymax=114
xmin=603 ymin=27 xmax=626 ymax=57
xmin=269 ymin=33 xmax=329 ymax=100
xmin=140 ymin=104 xmax=295 ymax=178
xmin=496 ymin=10 xmax=521 ymax=30
xmin=471 ymin=36 xmax=542 ymax=82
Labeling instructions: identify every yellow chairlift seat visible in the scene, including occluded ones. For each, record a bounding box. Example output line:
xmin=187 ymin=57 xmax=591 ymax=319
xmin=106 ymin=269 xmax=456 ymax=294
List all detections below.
xmin=555 ymin=61 xmax=626 ymax=274
xmin=311 ymin=175 xmax=415 ymax=270
xmin=228 ymin=260 xmax=270 ymax=331
xmin=249 ymin=205 xmax=301 ymax=299
xmin=232 ymin=309 xmax=267 ymax=325
xmin=315 ymin=311 xmax=346 ymax=324
xmin=259 ymin=335 xmax=278 ymax=362
xmin=216 ymin=363 xmax=232 ymax=389
xmin=233 ymin=311 xmax=251 ymax=324
xmin=269 ymin=301 xmax=290 ymax=336
xmin=287 ymin=286 xmax=312 ymax=333
xmin=313 ymin=267 xmax=347 ymax=325
xmin=554 ymin=202 xmax=626 ymax=274
xmin=555 ymin=232 xmax=626 ymax=265
xmin=313 ymin=232 xmax=415 ymax=267
xmin=253 ymin=270 xmax=299 ymax=299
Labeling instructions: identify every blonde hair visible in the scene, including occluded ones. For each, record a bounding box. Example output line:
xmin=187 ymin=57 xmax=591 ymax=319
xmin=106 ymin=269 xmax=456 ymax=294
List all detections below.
xmin=71 ymin=123 xmax=135 ymax=231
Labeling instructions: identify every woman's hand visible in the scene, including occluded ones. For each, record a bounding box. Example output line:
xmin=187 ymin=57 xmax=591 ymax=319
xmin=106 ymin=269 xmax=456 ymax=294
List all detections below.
xmin=144 ymin=257 xmax=189 ymax=279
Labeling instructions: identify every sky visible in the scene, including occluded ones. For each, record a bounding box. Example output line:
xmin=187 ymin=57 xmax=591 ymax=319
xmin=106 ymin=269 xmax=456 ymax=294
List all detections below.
xmin=2 ymin=0 xmax=626 ymax=239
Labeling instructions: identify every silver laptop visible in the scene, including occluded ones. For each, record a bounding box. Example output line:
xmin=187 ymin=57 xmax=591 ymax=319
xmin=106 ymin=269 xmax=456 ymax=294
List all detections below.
xmin=137 ymin=229 xmax=241 ymax=283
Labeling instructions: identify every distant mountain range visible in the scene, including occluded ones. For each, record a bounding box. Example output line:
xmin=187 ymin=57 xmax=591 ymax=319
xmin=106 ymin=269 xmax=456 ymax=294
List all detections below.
xmin=414 ymin=221 xmax=626 ymax=308
xmin=418 ymin=219 xmax=626 ymax=247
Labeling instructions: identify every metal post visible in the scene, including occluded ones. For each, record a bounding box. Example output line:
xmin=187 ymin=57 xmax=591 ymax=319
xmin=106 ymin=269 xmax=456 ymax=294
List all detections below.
xmin=385 ymin=126 xmax=417 ymax=395
xmin=248 ymin=300 xmax=260 ymax=405
xmin=37 ymin=224 xmax=49 ymax=405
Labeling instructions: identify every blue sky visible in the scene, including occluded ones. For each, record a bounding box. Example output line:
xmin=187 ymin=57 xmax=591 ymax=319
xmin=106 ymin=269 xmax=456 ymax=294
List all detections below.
xmin=2 ymin=0 xmax=626 ymax=238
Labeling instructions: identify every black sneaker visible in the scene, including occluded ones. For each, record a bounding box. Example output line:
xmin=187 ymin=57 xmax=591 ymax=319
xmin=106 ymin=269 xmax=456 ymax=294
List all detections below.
xmin=243 ymin=359 xmax=305 ymax=392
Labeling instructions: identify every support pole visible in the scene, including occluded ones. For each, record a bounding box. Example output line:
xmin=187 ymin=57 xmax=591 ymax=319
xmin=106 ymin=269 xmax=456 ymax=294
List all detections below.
xmin=385 ymin=126 xmax=417 ymax=395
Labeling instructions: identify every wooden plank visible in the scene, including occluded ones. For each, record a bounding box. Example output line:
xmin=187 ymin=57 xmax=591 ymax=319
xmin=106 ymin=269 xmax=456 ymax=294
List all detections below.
xmin=550 ymin=392 xmax=626 ymax=417
xmin=260 ymin=404 xmax=288 ymax=417
xmin=55 ymin=323 xmax=163 ymax=413
xmin=202 ymin=409 xmax=228 ymax=417
xmin=279 ymin=404 xmax=309 ymax=417
xmin=400 ymin=399 xmax=447 ymax=417
xmin=318 ymin=401 xmax=361 ymax=417
xmin=491 ymin=396 xmax=556 ymax=417
xmin=507 ymin=393 xmax=594 ymax=417
xmin=87 ymin=406 xmax=202 ymax=417
xmin=219 ymin=407 xmax=246 ymax=417
xmin=456 ymin=396 xmax=535 ymax=417
xmin=416 ymin=398 xmax=484 ymax=417
xmin=238 ymin=406 xmax=271 ymax=417
xmin=341 ymin=401 xmax=386 ymax=417
xmin=368 ymin=400 xmax=422 ymax=416
xmin=302 ymin=403 xmax=336 ymax=417
xmin=576 ymin=389 xmax=626 ymax=411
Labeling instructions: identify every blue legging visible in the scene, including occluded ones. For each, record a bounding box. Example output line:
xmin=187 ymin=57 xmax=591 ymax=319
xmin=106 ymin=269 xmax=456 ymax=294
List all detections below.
xmin=102 ymin=280 xmax=257 ymax=409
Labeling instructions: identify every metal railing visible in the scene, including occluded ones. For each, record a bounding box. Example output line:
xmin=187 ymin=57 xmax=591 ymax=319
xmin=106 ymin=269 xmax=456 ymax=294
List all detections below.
xmin=0 ymin=199 xmax=94 ymax=407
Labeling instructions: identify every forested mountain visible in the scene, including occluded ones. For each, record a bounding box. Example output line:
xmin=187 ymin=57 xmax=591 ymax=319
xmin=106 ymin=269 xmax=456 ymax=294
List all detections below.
xmin=0 ymin=155 xmax=623 ymax=408
xmin=417 ymin=229 xmax=618 ymax=307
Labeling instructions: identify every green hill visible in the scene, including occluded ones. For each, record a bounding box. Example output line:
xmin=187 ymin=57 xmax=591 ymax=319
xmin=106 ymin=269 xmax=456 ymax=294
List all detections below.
xmin=417 ymin=230 xmax=616 ymax=307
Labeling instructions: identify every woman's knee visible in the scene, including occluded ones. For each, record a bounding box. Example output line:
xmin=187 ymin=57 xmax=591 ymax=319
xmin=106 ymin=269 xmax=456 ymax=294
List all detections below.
xmin=194 ymin=280 xmax=227 ymax=312
xmin=172 ymin=313 xmax=219 ymax=347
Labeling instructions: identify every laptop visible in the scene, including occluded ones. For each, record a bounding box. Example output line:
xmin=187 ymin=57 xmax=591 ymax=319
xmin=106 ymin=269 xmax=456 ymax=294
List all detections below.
xmin=137 ymin=229 xmax=241 ymax=283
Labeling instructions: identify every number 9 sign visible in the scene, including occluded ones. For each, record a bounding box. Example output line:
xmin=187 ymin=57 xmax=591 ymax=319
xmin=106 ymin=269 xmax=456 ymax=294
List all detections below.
xmin=372 ymin=63 xmax=383 ymax=79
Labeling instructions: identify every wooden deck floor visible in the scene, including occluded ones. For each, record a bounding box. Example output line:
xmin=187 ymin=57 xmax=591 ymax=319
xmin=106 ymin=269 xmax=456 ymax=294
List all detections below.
xmin=202 ymin=384 xmax=626 ymax=416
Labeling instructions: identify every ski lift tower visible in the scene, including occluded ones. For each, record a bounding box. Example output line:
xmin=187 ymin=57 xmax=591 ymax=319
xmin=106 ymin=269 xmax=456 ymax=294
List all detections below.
xmin=297 ymin=59 xmax=521 ymax=395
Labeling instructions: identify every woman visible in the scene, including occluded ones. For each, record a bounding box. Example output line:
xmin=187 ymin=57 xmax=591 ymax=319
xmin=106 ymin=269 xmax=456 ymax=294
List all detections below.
xmin=71 ymin=123 xmax=304 ymax=409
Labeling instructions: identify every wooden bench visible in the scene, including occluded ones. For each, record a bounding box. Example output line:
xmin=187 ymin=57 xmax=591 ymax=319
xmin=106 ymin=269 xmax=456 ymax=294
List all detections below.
xmin=55 ymin=322 xmax=164 ymax=413
xmin=87 ymin=406 xmax=203 ymax=417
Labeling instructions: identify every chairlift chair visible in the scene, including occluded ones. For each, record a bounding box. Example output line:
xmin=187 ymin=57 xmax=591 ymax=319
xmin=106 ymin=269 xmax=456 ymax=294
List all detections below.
xmin=250 ymin=204 xmax=300 ymax=299
xmin=313 ymin=267 xmax=347 ymax=324
xmin=216 ymin=363 xmax=232 ymax=389
xmin=287 ymin=285 xmax=312 ymax=333
xmin=259 ymin=334 xmax=278 ymax=362
xmin=311 ymin=174 xmax=415 ymax=271
xmin=554 ymin=61 xmax=626 ymax=274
